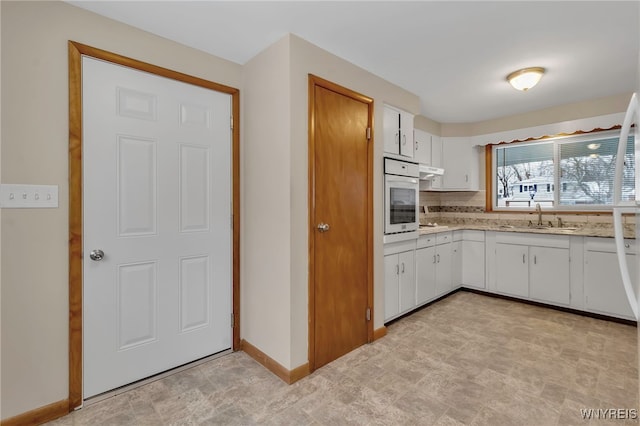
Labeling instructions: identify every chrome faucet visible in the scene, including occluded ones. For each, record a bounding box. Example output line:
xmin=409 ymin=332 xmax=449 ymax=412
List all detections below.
xmin=536 ymin=203 xmax=543 ymax=226
xmin=557 ymin=217 xmax=563 ymax=228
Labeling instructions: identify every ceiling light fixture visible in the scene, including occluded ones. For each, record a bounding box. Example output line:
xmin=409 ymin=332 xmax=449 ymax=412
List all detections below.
xmin=587 ymin=143 xmax=601 ymax=150
xmin=506 ymin=67 xmax=545 ymax=91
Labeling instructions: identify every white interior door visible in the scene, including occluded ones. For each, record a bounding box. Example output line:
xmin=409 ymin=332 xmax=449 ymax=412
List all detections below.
xmin=82 ymin=57 xmax=232 ymax=398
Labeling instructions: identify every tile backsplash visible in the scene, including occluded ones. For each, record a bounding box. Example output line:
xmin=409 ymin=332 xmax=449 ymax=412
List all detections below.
xmin=419 ymin=190 xmax=636 ymax=233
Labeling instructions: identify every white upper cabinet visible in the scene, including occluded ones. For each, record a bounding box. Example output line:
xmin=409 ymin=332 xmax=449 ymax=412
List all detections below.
xmin=427 ymin=136 xmax=479 ymax=191
xmin=413 ymin=128 xmax=432 ymax=165
xmin=441 ymin=137 xmax=479 ymax=190
xmin=383 ymin=105 xmax=414 ymax=159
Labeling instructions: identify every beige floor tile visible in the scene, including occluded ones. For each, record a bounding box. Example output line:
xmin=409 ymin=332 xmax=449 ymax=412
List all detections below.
xmin=45 ymin=292 xmax=638 ymax=426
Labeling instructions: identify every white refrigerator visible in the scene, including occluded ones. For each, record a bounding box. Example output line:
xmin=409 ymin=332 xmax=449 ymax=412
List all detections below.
xmin=613 ymin=90 xmax=639 ymax=411
xmin=613 ymin=92 xmax=640 ymax=323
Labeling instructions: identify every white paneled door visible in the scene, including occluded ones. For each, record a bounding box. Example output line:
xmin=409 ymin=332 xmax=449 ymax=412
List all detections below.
xmin=82 ymin=57 xmax=232 ymax=398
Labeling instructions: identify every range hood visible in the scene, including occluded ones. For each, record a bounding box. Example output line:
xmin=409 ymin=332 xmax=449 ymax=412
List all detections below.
xmin=419 ymin=165 xmax=444 ymax=180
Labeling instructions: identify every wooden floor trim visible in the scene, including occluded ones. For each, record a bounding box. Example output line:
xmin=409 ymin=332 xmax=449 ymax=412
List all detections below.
xmin=1 ymin=399 xmax=69 ymax=426
xmin=373 ymin=326 xmax=387 ymax=341
xmin=241 ymin=339 xmax=310 ymax=385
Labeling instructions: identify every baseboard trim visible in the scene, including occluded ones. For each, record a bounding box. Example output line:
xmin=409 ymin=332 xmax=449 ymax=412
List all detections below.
xmin=1 ymin=399 xmax=69 ymax=426
xmin=241 ymin=339 xmax=310 ymax=385
xmin=373 ymin=326 xmax=387 ymax=341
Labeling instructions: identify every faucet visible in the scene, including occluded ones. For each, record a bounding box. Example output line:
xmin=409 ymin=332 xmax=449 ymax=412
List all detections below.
xmin=536 ymin=203 xmax=543 ymax=226
xmin=557 ymin=217 xmax=563 ymax=228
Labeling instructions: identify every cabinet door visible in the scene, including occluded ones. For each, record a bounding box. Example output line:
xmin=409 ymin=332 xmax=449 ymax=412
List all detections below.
xmin=430 ymin=135 xmax=443 ymax=189
xmin=584 ymin=250 xmax=636 ymax=319
xmin=416 ymin=246 xmax=436 ymax=304
xmin=529 ymin=246 xmax=570 ymax=306
xmin=435 ymin=242 xmax=452 ymax=296
xmin=384 ymin=254 xmax=400 ymax=320
xmin=398 ymin=250 xmax=416 ymax=313
xmin=451 ymin=241 xmax=462 ymax=288
xmin=495 ymin=243 xmax=529 ymax=298
xmin=441 ymin=137 xmax=472 ymax=189
xmin=414 ymin=129 xmax=431 ymax=165
xmin=383 ymin=106 xmax=400 ymax=155
xmin=462 ymin=240 xmax=485 ymax=289
xmin=399 ymin=110 xmax=414 ymax=159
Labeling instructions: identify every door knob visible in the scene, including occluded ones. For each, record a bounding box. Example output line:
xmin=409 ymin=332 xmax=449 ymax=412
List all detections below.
xmin=317 ymin=223 xmax=330 ymax=232
xmin=89 ymin=249 xmax=105 ymax=261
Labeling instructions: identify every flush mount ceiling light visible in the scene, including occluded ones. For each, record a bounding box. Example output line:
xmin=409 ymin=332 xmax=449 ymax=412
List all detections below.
xmin=506 ymin=67 xmax=545 ymax=91
xmin=588 ymin=143 xmax=601 ymax=150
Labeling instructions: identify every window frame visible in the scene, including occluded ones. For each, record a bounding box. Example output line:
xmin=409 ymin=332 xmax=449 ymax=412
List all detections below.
xmin=486 ymin=126 xmax=629 ymax=213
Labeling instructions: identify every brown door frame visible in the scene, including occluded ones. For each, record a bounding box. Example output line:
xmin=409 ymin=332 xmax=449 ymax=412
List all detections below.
xmin=307 ymin=74 xmax=374 ymax=372
xmin=68 ymin=41 xmax=241 ymax=409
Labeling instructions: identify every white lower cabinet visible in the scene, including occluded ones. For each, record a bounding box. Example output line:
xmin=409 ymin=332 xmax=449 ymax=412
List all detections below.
xmin=416 ymin=232 xmax=453 ymax=301
xmin=583 ymin=237 xmax=636 ymax=320
xmin=416 ymin=245 xmax=436 ymax=305
xmin=385 ymin=231 xmax=458 ymax=322
xmin=451 ymin=240 xmax=462 ymax=289
xmin=492 ymin=233 xmax=571 ymax=306
xmin=435 ymin=236 xmax=453 ymax=297
xmin=384 ymin=250 xmax=416 ymax=321
xmin=461 ymin=230 xmax=485 ymax=289
xmin=529 ymin=246 xmax=570 ymax=305
xmin=495 ymin=243 xmax=529 ymax=298
xmin=386 ymin=230 xmax=636 ymax=324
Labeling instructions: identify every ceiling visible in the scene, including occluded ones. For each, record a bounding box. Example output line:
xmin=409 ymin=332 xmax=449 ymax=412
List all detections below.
xmin=67 ymin=1 xmax=639 ymax=123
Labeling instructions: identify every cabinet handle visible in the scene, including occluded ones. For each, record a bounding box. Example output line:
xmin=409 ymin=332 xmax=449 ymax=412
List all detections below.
xmin=395 ymin=132 xmax=399 ymax=146
xmin=433 ymin=255 xmax=436 ymax=264
xmin=534 ymin=255 xmax=537 ymax=265
xmin=437 ymin=254 xmax=440 ymax=263
xmin=396 ymin=264 xmax=399 ymax=275
xmin=522 ymin=254 xmax=525 ymax=264
xmin=625 ymin=243 xmax=631 ymax=248
xmin=465 ymin=174 xmax=469 ymax=183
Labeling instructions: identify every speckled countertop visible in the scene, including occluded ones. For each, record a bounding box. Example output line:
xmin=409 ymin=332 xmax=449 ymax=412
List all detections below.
xmin=418 ymin=223 xmax=636 ymax=239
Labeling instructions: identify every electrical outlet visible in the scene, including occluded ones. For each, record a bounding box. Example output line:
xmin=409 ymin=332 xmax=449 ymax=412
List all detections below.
xmin=0 ymin=184 xmax=59 ymax=208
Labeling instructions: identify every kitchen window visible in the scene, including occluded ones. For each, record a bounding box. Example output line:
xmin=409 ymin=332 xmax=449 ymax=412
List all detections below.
xmin=490 ymin=129 xmax=635 ymax=211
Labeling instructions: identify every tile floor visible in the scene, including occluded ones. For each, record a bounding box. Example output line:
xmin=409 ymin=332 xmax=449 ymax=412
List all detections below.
xmin=47 ymin=291 xmax=639 ymax=425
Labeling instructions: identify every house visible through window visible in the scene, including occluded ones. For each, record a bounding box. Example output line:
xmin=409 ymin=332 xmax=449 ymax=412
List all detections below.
xmin=492 ymin=129 xmax=634 ymax=210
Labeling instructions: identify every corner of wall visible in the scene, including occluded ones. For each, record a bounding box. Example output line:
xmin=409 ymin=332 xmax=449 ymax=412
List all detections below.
xmin=240 ymin=34 xmax=294 ymax=369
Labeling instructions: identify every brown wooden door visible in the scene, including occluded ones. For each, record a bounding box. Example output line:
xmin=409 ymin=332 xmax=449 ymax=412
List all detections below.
xmin=309 ymin=75 xmax=373 ymax=370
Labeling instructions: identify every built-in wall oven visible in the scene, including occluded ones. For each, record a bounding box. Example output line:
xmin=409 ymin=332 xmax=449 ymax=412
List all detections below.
xmin=384 ymin=157 xmax=419 ymax=237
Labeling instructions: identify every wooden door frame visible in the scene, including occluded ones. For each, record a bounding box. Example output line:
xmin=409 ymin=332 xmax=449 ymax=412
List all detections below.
xmin=68 ymin=41 xmax=241 ymax=410
xmin=307 ymin=74 xmax=374 ymax=372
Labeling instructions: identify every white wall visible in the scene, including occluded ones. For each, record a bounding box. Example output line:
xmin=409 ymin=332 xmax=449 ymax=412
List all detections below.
xmin=0 ymin=1 xmax=241 ymax=419
xmin=240 ymin=36 xmax=293 ymax=368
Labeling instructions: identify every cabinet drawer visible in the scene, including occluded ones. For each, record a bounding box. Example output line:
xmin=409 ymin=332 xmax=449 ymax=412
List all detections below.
xmin=585 ymin=236 xmax=636 ymax=255
xmin=417 ymin=235 xmax=436 ymax=248
xmin=436 ymin=231 xmax=452 ymax=245
xmin=384 ymin=240 xmax=417 ymax=255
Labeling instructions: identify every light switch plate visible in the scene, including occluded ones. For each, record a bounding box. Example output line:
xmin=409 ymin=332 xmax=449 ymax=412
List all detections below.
xmin=0 ymin=184 xmax=59 ymax=208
